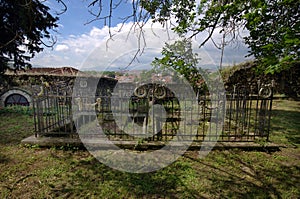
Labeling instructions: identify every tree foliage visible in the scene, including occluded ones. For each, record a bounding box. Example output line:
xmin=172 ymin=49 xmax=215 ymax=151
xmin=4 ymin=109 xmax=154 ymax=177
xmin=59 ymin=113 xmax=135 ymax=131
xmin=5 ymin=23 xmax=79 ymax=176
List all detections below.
xmin=86 ymin=0 xmax=299 ymax=74
xmin=142 ymin=0 xmax=300 ymax=73
xmin=152 ymin=38 xmax=206 ymax=91
xmin=0 ymin=0 xmax=59 ymax=73
xmin=243 ymin=0 xmax=300 ymax=73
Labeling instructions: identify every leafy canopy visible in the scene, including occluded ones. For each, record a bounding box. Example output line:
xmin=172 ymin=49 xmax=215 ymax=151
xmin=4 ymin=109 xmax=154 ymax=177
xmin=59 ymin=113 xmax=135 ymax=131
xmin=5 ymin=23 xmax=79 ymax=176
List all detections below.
xmin=0 ymin=0 xmax=59 ymax=73
xmin=141 ymin=0 xmax=300 ymax=73
xmin=152 ymin=38 xmax=206 ymax=91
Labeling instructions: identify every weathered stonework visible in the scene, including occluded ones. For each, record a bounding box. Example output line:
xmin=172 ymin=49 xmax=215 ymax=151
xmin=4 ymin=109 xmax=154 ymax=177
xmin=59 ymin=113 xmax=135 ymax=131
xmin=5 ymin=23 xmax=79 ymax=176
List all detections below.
xmin=0 ymin=88 xmax=33 ymax=107
xmin=0 ymin=67 xmax=117 ymax=107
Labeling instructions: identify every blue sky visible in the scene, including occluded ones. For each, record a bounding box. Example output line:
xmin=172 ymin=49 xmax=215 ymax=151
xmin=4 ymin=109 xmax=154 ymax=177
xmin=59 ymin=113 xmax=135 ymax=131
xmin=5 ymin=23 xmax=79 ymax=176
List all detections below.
xmin=51 ymin=1 xmax=134 ymax=36
xmin=30 ymin=0 xmax=251 ymax=71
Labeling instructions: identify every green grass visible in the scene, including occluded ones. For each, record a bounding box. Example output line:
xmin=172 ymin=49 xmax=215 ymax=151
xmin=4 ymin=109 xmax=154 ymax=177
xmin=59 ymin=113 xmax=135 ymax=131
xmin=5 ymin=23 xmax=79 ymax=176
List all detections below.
xmin=0 ymin=105 xmax=33 ymax=116
xmin=0 ymin=100 xmax=299 ymax=198
xmin=269 ymin=100 xmax=300 ymax=147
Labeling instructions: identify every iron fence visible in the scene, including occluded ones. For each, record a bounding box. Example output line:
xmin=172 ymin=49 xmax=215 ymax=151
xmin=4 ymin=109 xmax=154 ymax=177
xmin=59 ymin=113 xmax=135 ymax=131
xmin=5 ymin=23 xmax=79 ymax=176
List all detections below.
xmin=33 ymin=80 xmax=274 ymax=142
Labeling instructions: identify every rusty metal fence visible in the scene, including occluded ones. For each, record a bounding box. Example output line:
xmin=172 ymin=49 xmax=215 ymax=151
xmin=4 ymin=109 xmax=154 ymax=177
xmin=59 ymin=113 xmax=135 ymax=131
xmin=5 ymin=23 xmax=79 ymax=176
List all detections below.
xmin=33 ymin=83 xmax=74 ymax=136
xmin=33 ymin=80 xmax=274 ymax=142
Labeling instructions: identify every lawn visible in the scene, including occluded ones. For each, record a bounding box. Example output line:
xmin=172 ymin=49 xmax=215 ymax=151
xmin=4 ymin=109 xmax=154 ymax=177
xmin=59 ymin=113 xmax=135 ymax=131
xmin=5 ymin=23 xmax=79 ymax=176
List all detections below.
xmin=0 ymin=100 xmax=299 ymax=198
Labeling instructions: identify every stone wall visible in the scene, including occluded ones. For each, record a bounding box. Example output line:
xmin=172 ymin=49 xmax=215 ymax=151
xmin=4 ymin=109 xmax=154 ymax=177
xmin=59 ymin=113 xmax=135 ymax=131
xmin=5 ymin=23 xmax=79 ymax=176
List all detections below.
xmin=0 ymin=73 xmax=117 ymax=107
xmin=223 ymin=62 xmax=300 ymax=99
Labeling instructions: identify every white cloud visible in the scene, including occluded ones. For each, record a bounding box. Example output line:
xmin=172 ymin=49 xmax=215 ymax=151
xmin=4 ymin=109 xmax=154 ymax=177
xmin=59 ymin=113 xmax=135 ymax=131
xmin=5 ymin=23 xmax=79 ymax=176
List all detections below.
xmin=55 ymin=44 xmax=69 ymax=51
xmin=89 ymin=26 xmax=110 ymax=37
xmin=31 ymin=19 xmax=250 ymax=70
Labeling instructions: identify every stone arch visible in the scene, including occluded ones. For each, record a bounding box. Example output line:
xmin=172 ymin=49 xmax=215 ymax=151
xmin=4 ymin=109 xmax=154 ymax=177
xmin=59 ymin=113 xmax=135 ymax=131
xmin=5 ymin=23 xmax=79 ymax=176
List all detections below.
xmin=0 ymin=88 xmax=32 ymax=107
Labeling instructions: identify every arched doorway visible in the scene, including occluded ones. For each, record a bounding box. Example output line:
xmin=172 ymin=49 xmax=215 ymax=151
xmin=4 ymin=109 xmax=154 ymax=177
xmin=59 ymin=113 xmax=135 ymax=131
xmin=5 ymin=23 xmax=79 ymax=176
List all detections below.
xmin=0 ymin=88 xmax=32 ymax=107
xmin=5 ymin=93 xmax=30 ymax=106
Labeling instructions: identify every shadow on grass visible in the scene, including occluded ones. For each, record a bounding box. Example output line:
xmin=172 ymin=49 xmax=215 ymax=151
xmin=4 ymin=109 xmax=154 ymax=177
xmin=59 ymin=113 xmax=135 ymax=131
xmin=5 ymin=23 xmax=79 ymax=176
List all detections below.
xmin=48 ymin=155 xmax=201 ymax=198
xmin=186 ymin=150 xmax=300 ymax=198
xmin=42 ymin=147 xmax=300 ymax=198
xmin=0 ymin=113 xmax=35 ymax=145
xmin=0 ymin=153 xmax=10 ymax=164
xmin=270 ymin=109 xmax=300 ymax=146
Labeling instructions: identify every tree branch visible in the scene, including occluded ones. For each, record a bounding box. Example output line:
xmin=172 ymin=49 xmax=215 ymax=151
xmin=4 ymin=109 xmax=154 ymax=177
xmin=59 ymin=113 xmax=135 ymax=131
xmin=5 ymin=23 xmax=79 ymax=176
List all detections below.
xmin=190 ymin=11 xmax=222 ymax=47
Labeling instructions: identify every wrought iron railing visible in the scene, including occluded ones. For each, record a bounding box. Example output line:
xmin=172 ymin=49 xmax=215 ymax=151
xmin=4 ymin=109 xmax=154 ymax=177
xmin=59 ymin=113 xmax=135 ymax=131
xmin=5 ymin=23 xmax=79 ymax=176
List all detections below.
xmin=33 ymin=80 xmax=274 ymax=142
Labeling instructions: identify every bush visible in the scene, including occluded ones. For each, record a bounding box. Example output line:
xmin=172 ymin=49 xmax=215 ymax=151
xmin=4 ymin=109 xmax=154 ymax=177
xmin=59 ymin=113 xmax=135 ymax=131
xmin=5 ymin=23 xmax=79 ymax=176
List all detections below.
xmin=0 ymin=105 xmax=33 ymax=115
